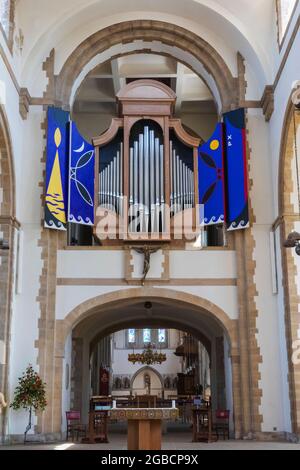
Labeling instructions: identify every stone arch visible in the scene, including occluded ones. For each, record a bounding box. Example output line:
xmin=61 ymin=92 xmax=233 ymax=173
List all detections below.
xmin=60 ymin=287 xmax=238 ymax=350
xmin=0 ymin=105 xmax=16 ymax=438
xmin=48 ymin=287 xmax=242 ymax=438
xmin=277 ymin=97 xmax=300 ymax=435
xmin=0 ymin=105 xmax=15 ymax=218
xmin=278 ymin=98 xmax=299 ymax=217
xmin=56 ymin=20 xmax=238 ymax=111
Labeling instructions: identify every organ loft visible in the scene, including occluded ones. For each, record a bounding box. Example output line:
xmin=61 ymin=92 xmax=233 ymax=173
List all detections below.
xmin=93 ymin=80 xmax=201 ymax=242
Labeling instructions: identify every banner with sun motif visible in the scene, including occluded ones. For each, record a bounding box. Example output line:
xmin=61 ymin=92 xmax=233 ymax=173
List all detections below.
xmin=45 ymin=107 xmax=70 ymax=230
xmin=223 ymin=108 xmax=249 ymax=231
xmin=68 ymin=121 xmax=95 ymax=226
xmin=198 ymin=123 xmax=225 ymax=226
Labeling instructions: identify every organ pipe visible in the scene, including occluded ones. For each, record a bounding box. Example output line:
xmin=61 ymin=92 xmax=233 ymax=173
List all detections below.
xmin=99 ymin=142 xmax=124 ymax=214
xmin=170 ymin=141 xmax=194 ymax=215
xmin=98 ymin=129 xmax=195 ymax=234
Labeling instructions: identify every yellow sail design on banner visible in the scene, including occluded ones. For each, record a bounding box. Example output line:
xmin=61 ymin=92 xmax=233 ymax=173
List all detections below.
xmin=45 ymin=128 xmax=66 ymax=224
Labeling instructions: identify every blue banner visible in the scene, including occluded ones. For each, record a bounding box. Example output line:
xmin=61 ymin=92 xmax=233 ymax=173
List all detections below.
xmin=68 ymin=121 xmax=95 ymax=225
xmin=223 ymin=108 xmax=249 ymax=231
xmin=45 ymin=107 xmax=69 ymax=230
xmin=198 ymin=123 xmax=225 ymax=226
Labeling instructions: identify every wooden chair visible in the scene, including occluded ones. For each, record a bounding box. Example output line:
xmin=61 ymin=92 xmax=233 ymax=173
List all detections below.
xmin=215 ymin=410 xmax=230 ymax=440
xmin=66 ymin=411 xmax=86 ymax=441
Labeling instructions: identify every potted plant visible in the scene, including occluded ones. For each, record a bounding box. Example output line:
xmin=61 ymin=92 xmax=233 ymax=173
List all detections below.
xmin=10 ymin=365 xmax=47 ymax=443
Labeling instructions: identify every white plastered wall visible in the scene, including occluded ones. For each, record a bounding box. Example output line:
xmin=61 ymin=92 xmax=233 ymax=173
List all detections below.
xmin=56 ymin=249 xmax=239 ymax=321
xmin=247 ymin=109 xmax=285 ymax=432
xmin=61 ymin=332 xmax=72 ymax=434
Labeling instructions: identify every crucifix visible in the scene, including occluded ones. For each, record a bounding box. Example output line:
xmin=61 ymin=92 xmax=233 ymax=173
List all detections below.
xmin=133 ymin=246 xmax=161 ymax=285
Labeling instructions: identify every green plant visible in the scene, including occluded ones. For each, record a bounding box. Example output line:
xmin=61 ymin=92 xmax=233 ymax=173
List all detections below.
xmin=10 ymin=365 xmax=47 ymax=443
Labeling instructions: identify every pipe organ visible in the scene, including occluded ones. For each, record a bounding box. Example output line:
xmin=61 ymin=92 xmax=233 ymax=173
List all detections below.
xmin=93 ymin=80 xmax=201 ymax=241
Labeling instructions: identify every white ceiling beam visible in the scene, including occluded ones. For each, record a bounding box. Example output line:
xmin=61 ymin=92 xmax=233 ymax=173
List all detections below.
xmin=88 ymin=74 xmax=113 ymax=79
xmin=111 ymin=59 xmax=126 ymax=95
xmin=122 ymin=73 xmax=177 ymax=78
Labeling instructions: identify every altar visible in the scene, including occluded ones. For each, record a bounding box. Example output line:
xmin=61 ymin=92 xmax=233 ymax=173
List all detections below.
xmin=110 ymin=408 xmax=179 ymax=450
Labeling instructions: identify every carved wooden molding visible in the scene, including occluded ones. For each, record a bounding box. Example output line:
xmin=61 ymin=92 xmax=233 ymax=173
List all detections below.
xmin=169 ymin=119 xmax=201 ymax=148
xmin=92 ymin=118 xmax=123 ymax=147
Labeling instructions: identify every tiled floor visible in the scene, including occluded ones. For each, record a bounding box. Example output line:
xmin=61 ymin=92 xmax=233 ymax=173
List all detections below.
xmin=1 ymin=433 xmax=300 ymax=450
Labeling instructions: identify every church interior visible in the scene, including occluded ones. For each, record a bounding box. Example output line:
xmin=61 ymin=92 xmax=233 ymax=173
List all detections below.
xmin=0 ymin=0 xmax=300 ymax=451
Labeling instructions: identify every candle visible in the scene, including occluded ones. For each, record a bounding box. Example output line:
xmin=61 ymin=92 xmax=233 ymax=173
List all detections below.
xmin=172 ymin=400 xmax=176 ymax=409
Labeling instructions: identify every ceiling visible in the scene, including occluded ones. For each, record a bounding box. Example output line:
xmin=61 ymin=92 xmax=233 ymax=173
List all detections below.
xmin=73 ymin=54 xmax=217 ymax=139
xmin=74 ymin=54 xmax=216 ymax=116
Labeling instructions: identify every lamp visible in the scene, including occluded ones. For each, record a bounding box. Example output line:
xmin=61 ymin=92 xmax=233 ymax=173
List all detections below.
xmin=284 ymin=231 xmax=300 ymax=255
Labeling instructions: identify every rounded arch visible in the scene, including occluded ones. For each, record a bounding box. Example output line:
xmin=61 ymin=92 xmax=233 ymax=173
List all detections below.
xmin=278 ymin=96 xmax=298 ymax=217
xmin=0 ymin=104 xmax=16 ymax=439
xmin=52 ymin=287 xmax=241 ymax=437
xmin=61 ymin=287 xmax=238 ymax=351
xmin=277 ymin=96 xmax=300 ymax=434
xmin=56 ymin=20 xmax=238 ymax=112
xmin=0 ymin=105 xmax=15 ymax=218
xmin=130 ymin=365 xmax=164 ymax=390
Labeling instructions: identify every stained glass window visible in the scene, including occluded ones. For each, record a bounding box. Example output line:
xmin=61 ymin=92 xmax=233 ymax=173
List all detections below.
xmin=143 ymin=329 xmax=151 ymax=343
xmin=158 ymin=329 xmax=166 ymax=343
xmin=128 ymin=329 xmax=136 ymax=343
xmin=277 ymin=0 xmax=297 ymax=42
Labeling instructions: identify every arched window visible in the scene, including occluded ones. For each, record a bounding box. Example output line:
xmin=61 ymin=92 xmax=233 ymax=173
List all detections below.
xmin=128 ymin=329 xmax=136 ymax=344
xmin=143 ymin=329 xmax=151 ymax=344
xmin=158 ymin=329 xmax=166 ymax=343
xmin=276 ymin=0 xmax=297 ymax=43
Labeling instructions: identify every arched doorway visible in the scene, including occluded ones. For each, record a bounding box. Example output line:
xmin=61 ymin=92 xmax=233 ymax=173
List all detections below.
xmin=0 ymin=105 xmax=16 ymax=439
xmin=51 ymin=288 xmax=240 ymax=439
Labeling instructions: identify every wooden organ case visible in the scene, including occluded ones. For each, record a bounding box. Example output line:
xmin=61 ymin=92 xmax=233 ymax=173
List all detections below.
xmin=93 ymin=80 xmax=201 ymax=242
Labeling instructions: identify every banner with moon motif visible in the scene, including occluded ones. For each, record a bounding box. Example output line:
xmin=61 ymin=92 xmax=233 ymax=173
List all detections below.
xmin=198 ymin=123 xmax=225 ymax=226
xmin=68 ymin=121 xmax=95 ymax=226
xmin=223 ymin=108 xmax=249 ymax=231
xmin=45 ymin=107 xmax=70 ymax=230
